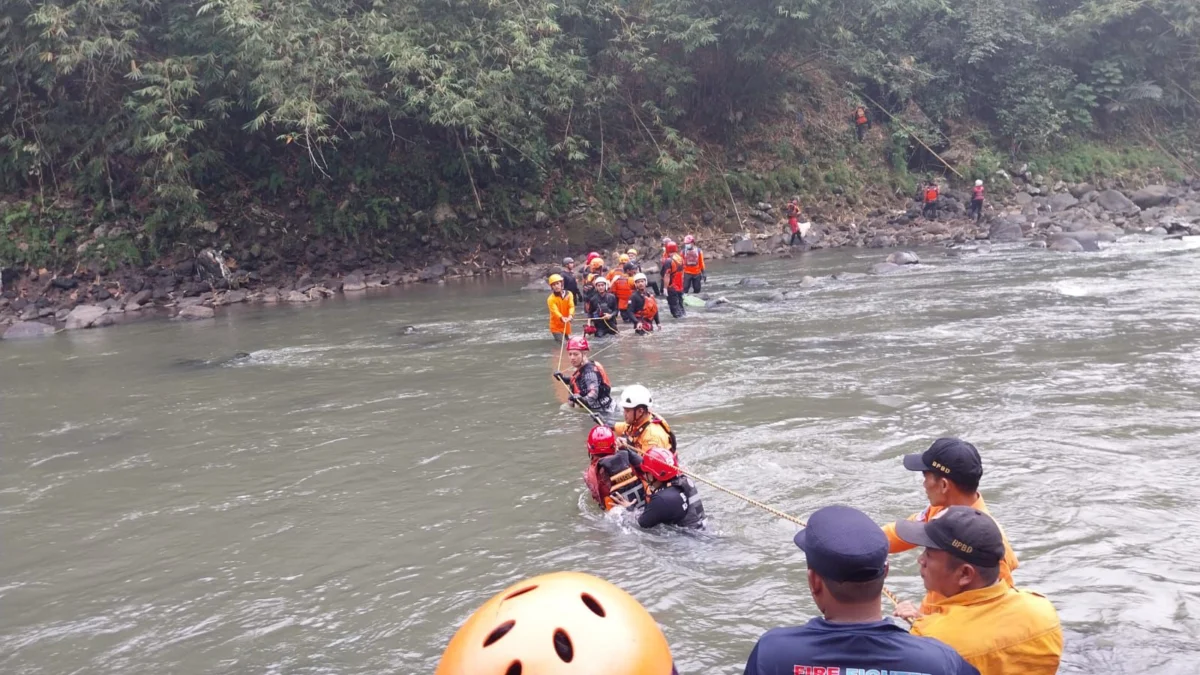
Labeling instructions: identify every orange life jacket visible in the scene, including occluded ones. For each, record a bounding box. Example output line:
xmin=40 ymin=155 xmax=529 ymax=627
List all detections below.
xmin=627 ymin=413 xmax=677 ymax=454
xmin=924 ymin=186 xmax=940 ymax=203
xmin=635 ymin=293 xmax=658 ymax=321
xmin=683 ymin=248 xmax=704 ymax=275
xmin=611 ymin=274 xmax=633 ymax=309
xmin=972 ymin=185 xmax=985 ymax=201
xmin=855 ymin=107 xmax=868 ymax=125
xmin=666 ymin=254 xmax=685 ymax=291
xmin=585 ymin=461 xmax=649 ymax=511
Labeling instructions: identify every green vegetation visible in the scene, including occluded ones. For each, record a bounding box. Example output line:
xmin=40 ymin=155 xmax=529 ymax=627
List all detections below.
xmin=1 ymin=0 xmax=1197 ymax=265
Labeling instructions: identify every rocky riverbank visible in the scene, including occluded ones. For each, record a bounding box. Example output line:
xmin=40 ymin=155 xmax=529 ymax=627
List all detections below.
xmin=3 ymin=174 xmax=1199 ymax=340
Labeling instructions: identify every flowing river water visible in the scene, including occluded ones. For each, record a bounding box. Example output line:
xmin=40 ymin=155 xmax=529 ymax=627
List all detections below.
xmin=3 ymin=238 xmax=1200 ymax=674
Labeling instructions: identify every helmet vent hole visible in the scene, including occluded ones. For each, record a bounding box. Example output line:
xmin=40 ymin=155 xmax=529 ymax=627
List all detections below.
xmin=504 ymin=661 xmax=522 ymax=675
xmin=553 ymin=629 xmax=574 ymax=662
xmin=580 ymin=593 xmax=606 ymax=617
xmin=483 ymin=620 xmax=516 ymax=647
xmin=504 ymin=585 xmax=537 ymax=601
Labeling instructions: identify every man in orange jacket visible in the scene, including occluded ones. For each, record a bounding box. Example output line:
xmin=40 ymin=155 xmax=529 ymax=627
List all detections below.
xmin=611 ymin=262 xmax=636 ymax=323
xmin=681 ymin=234 xmax=705 ymax=294
xmin=546 ymin=274 xmax=574 ymax=343
xmin=893 ymin=507 xmax=1063 ymax=675
xmin=881 ymin=438 xmax=1019 ymax=615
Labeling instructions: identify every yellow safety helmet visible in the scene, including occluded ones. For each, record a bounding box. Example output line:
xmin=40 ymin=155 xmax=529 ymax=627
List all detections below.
xmin=618 ymin=254 xmax=630 ymax=264
xmin=589 ymin=258 xmax=604 ymax=269
xmin=548 ymin=274 xmax=564 ymax=285
xmin=435 ymin=572 xmax=674 ymax=675
xmin=627 ymin=248 xmax=638 ymax=256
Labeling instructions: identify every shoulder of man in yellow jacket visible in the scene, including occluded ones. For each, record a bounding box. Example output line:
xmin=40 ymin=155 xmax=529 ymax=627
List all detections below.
xmin=912 ymin=584 xmax=1062 ymax=675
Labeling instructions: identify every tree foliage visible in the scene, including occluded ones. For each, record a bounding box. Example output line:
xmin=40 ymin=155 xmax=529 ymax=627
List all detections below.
xmin=0 ymin=0 xmax=1196 ymax=234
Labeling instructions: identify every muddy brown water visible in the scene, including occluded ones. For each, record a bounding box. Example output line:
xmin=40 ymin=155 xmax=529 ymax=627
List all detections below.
xmin=3 ymin=238 xmax=1200 ymax=674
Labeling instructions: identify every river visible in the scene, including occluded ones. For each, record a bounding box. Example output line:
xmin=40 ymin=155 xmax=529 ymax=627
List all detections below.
xmin=2 ymin=238 xmax=1200 ymax=674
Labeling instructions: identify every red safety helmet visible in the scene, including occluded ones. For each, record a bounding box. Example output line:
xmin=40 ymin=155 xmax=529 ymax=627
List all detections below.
xmin=587 ymin=426 xmax=616 ymax=456
xmin=683 ymin=234 xmax=695 ymax=244
xmin=566 ymin=336 xmax=590 ymax=352
xmin=664 ymin=241 xmax=678 ymax=254
xmin=586 ymin=251 xmax=601 ymax=262
xmin=640 ymin=447 xmax=679 ymax=482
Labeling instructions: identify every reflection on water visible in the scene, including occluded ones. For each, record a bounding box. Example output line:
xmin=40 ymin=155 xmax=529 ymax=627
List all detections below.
xmin=3 ymin=238 xmax=1200 ymax=673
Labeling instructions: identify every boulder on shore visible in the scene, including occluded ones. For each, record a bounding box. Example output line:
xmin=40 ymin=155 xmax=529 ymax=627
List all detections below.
xmin=1096 ymin=190 xmax=1140 ymax=215
xmin=1131 ymin=185 xmax=1171 ymax=209
xmin=732 ymin=238 xmax=758 ymax=256
xmin=177 ymin=305 xmax=215 ymax=320
xmin=3 ymin=321 xmax=57 ymax=340
xmin=64 ymin=305 xmax=109 ymax=330
xmin=343 ymin=271 xmax=367 ymax=292
xmin=988 ymin=219 xmax=1024 ymax=242
xmin=1049 ymin=237 xmax=1085 ymax=253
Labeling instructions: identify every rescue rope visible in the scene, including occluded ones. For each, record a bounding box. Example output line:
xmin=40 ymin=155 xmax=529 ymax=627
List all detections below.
xmin=672 ymin=467 xmax=904 ymax=609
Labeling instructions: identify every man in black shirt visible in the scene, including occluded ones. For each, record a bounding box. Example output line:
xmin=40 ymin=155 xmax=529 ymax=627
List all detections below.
xmin=560 ymin=257 xmax=581 ymax=302
xmin=613 ymin=447 xmax=704 ymax=529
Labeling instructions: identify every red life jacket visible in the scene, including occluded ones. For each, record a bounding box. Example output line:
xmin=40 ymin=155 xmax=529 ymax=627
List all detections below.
xmin=855 ymin=108 xmax=868 ymax=125
xmin=924 ymin=186 xmax=940 ymax=203
xmin=636 ymin=293 xmax=658 ymax=321
xmin=668 ymin=254 xmax=684 ymax=291
xmin=611 ymin=275 xmax=633 ymax=309
xmin=570 ymin=361 xmax=612 ymax=401
xmin=972 ymin=185 xmax=985 ymax=200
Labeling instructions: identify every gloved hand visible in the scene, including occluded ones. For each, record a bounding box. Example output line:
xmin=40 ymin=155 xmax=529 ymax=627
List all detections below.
xmin=701 ymin=272 xmax=707 ymax=282
xmin=553 ymin=371 xmax=567 ymax=383
xmin=568 ymin=393 xmax=582 ymax=404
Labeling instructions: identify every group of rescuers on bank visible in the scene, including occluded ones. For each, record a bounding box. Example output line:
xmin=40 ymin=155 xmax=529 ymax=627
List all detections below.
xmin=435 ymin=430 xmax=1063 ymax=675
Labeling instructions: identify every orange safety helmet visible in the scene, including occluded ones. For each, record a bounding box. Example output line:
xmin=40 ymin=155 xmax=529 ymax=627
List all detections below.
xmin=435 ymin=571 xmax=674 ymax=675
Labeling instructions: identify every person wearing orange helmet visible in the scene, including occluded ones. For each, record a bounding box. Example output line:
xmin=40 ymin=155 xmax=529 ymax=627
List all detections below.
xmin=435 ymin=571 xmax=677 ymax=674
xmin=610 ymin=262 xmax=636 ymax=323
xmin=553 ymin=336 xmax=612 ymax=412
xmin=546 ymin=274 xmax=574 ymax=343
xmin=611 ymin=447 xmax=705 ymax=530
xmin=659 ymin=240 xmax=686 ymax=319
xmin=583 ymin=425 xmax=649 ymax=511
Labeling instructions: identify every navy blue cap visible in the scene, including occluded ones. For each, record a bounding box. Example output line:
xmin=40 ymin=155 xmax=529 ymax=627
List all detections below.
xmin=895 ymin=506 xmax=1005 ymax=567
xmin=793 ymin=505 xmax=889 ymax=582
xmin=902 ymin=437 xmax=983 ymax=488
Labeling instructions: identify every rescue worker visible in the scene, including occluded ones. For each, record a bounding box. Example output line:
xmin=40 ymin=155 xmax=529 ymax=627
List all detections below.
xmin=611 ymin=447 xmax=704 ymax=530
xmin=434 ymin=571 xmax=676 ymax=675
xmin=922 ymin=178 xmax=940 ymax=220
xmin=969 ymin=179 xmax=985 ymax=223
xmin=626 ymin=248 xmax=642 ymax=273
xmin=882 ymin=438 xmax=1020 ymax=615
xmin=546 ymin=274 xmax=574 ymax=343
xmin=681 ymin=235 xmax=705 ymax=294
xmin=853 ymin=105 xmax=870 ymax=142
xmin=560 ymin=257 xmax=581 ymax=302
xmin=611 ymin=262 xmax=636 ymax=323
xmin=785 ymin=198 xmax=804 ymax=246
xmin=893 ymin=507 xmax=1063 ymax=675
xmin=583 ymin=425 xmax=648 ymax=511
xmin=660 ymin=240 xmax=685 ymax=318
xmin=588 ymin=277 xmax=620 ymax=337
xmin=628 ymin=273 xmax=661 ymax=335
xmin=743 ymin=505 xmax=978 ymax=675
xmin=614 ymin=384 xmax=675 ymax=455
xmin=554 ymin=336 xmax=612 ymax=412
xmin=607 ymin=254 xmax=630 ymax=282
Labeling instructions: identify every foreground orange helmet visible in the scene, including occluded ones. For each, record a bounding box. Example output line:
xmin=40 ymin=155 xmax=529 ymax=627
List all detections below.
xmin=435 ymin=572 xmax=674 ymax=675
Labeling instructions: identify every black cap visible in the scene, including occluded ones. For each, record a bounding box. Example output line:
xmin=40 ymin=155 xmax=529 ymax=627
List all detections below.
xmin=793 ymin=505 xmax=888 ymax=583
xmin=894 ymin=506 xmax=1005 ymax=567
xmin=902 ymin=438 xmax=982 ymax=488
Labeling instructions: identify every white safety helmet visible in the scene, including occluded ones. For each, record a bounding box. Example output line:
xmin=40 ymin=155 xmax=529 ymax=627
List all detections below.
xmin=632 ymin=273 xmax=648 ymax=283
xmin=594 ymin=277 xmax=609 ymax=288
xmin=620 ymin=384 xmax=653 ymax=409
xmin=975 ymin=179 xmax=983 ymax=187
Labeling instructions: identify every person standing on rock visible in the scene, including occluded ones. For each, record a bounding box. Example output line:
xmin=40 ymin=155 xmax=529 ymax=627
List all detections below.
xmin=854 ymin=105 xmax=871 ymax=142
xmin=922 ymin=179 xmax=941 ymax=220
xmin=561 ymin=257 xmax=582 ymax=302
xmin=661 ymin=241 xmax=686 ymax=318
xmin=546 ymin=274 xmax=574 ymax=343
xmin=786 ymin=198 xmax=804 ymax=246
xmin=682 ymin=235 xmax=706 ymax=294
xmin=969 ymin=180 xmax=985 ymax=223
